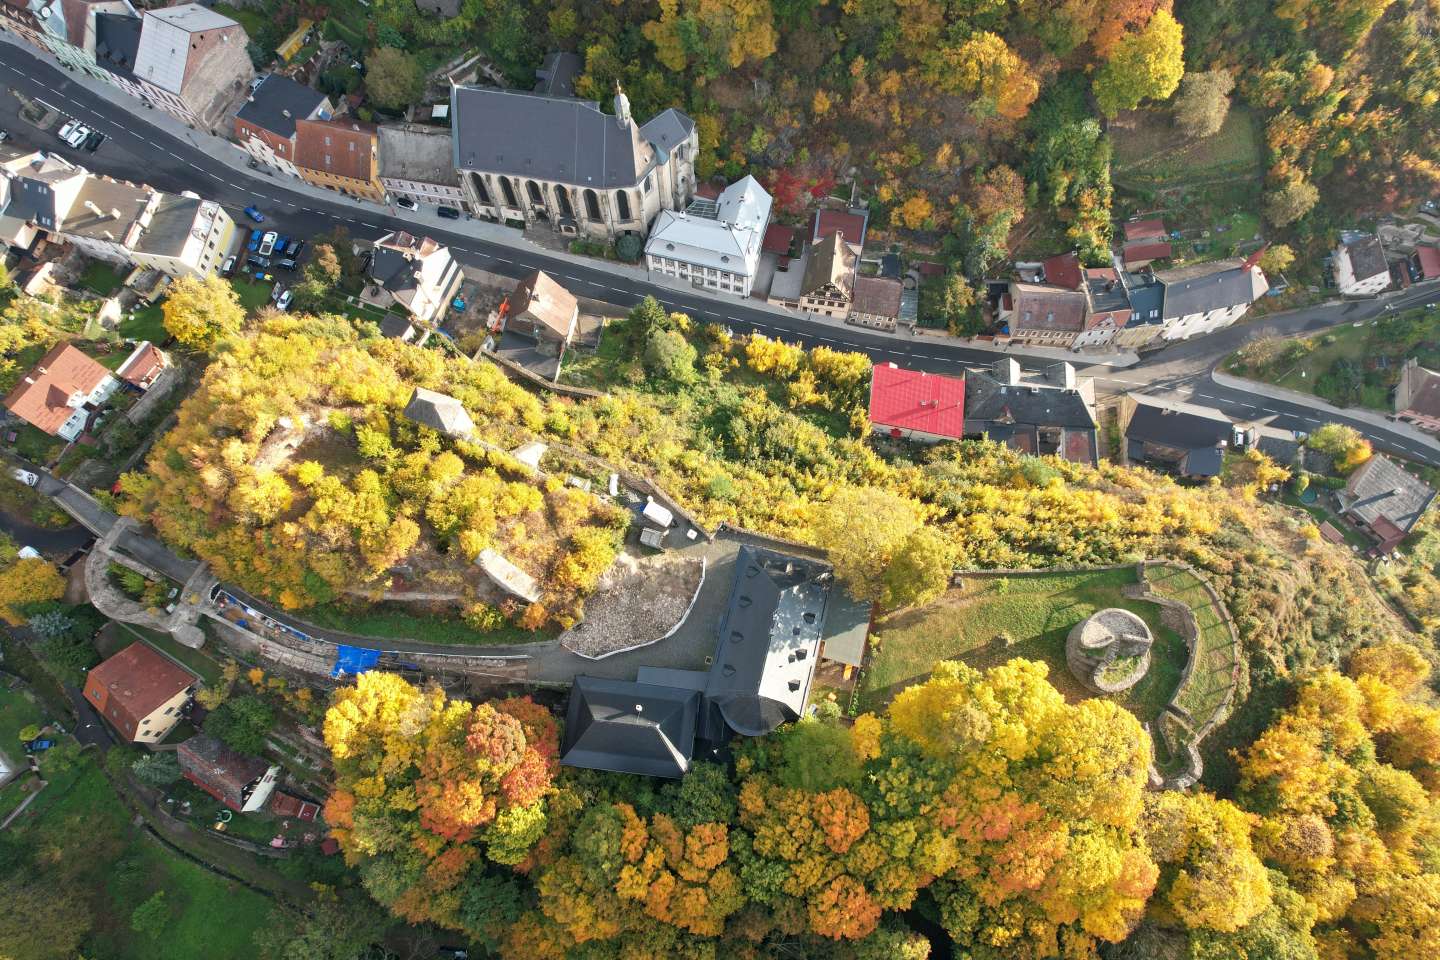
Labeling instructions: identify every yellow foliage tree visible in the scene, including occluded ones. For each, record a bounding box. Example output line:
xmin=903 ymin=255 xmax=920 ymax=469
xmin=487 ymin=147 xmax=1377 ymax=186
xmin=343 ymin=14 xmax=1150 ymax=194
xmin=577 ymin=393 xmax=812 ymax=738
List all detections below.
xmin=643 ymin=0 xmax=776 ymax=76
xmin=161 ymin=274 xmax=246 ymax=349
xmin=0 ymin=556 xmax=65 ymax=625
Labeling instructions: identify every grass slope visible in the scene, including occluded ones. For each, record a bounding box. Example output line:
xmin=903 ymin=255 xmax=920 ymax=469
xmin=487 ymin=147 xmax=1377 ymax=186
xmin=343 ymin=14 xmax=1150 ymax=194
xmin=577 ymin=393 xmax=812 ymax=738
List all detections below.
xmin=859 ymin=568 xmax=1184 ymax=720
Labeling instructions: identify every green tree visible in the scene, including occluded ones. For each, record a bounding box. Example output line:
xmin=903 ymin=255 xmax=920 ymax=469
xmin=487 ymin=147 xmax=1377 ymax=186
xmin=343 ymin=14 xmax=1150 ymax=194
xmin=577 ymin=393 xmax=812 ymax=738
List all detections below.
xmin=810 ymin=486 xmax=943 ymax=608
xmin=1173 ymin=69 xmax=1235 ymax=139
xmin=255 ymin=887 xmax=390 ymax=960
xmin=162 ymin=275 xmax=245 ymax=349
xmin=204 ymin=695 xmax=275 ymax=755
xmin=1264 ymin=179 xmax=1320 ymax=227
xmin=131 ymin=751 xmax=183 ymax=787
xmin=1306 ymin=422 xmax=1372 ymax=473
xmin=130 ymin=890 xmax=169 ymax=941
xmin=1093 ymin=10 xmax=1185 ymax=117
xmin=643 ymin=0 xmax=777 ymax=78
xmin=364 ymin=47 xmax=424 ymax=111
xmin=0 ymin=873 xmax=92 ymax=960
xmin=642 ymin=327 xmax=698 ymax=384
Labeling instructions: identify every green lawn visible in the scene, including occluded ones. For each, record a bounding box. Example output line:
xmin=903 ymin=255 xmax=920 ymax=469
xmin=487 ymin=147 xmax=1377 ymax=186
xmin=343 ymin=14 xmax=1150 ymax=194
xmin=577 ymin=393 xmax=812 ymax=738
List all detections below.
xmin=1142 ymin=564 xmax=1238 ymax=729
xmin=1281 ymin=490 xmax=1372 ymax=551
xmin=859 ymin=568 xmax=1185 ymax=721
xmin=0 ymin=683 xmax=47 ymax=746
xmin=10 ymin=759 xmax=274 ymax=960
xmin=301 ymin=601 xmax=554 ymax=646
xmin=79 ymin=261 xmax=126 ymax=297
xmin=1113 ymin=106 xmax=1263 ymax=184
xmin=212 ymin=2 xmax=267 ymax=38
xmin=99 ymin=622 xmax=222 ymax=684
xmin=232 ymin=275 xmax=277 ymax=314
xmin=119 ymin=303 xmax=168 ymax=344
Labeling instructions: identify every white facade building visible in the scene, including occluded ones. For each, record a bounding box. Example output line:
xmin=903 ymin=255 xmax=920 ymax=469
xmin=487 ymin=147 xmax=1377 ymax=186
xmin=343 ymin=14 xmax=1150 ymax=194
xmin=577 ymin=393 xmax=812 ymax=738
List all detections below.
xmin=645 ymin=176 xmax=771 ymax=297
xmin=1154 ymin=258 xmax=1269 ymax=342
xmin=378 ymin=123 xmax=466 ymax=211
xmin=1334 ymin=236 xmax=1391 ymax=296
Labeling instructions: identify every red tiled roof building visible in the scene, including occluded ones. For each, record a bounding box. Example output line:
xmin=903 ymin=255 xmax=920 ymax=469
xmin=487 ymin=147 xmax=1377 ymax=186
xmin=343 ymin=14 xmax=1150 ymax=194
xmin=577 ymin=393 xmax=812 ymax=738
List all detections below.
xmin=868 ymin=363 xmax=966 ymax=442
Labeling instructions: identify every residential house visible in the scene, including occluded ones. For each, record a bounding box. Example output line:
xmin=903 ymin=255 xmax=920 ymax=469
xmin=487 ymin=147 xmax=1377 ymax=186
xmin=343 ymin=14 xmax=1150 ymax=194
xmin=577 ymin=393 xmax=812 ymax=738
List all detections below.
xmin=377 ymin=123 xmax=465 ymax=211
xmin=128 ymin=194 xmax=236 ymax=279
xmin=849 ymin=275 xmax=903 ymax=331
xmin=1395 ymin=358 xmax=1440 ymax=433
xmin=1122 ymin=240 xmax=1172 ymax=269
xmin=233 ymin=74 xmax=331 ymax=178
xmin=1112 ymin=272 xmax=1165 ymax=350
xmin=964 ymin=359 xmax=1099 ymax=465
xmin=1338 ymin=454 xmax=1436 ymax=553
xmin=1152 ymin=255 xmax=1269 ymax=341
xmin=378 ymin=315 xmax=418 ymax=342
xmin=293 ymin=118 xmax=383 ymax=202
xmin=868 ymin=362 xmax=966 ymax=443
xmin=451 ymin=84 xmax=696 ymax=239
xmin=1076 ymin=268 xmax=1133 ymax=348
xmin=506 ymin=270 xmax=578 ymax=355
xmin=999 ymin=254 xmax=1132 ymax=349
xmin=1410 ymin=246 xmax=1440 ymax=283
xmin=1120 ymin=393 xmax=1236 ymax=478
xmin=0 ymin=148 xmax=82 ymax=254
xmin=560 ymin=675 xmax=701 ymax=778
xmin=132 ymin=4 xmax=252 ymax=130
xmin=560 ymin=545 xmax=834 ymax=778
xmin=644 ymin=175 xmax=771 ymax=296
xmin=1334 ymin=235 xmax=1390 ymax=296
xmin=1003 ymin=281 xmax=1090 ymax=347
xmin=82 ymin=640 xmax=197 ymax=743
xmin=767 ymin=229 xmax=858 ymax=316
xmin=177 ymin=735 xmax=280 ymax=813
xmin=402 ymin=386 xmax=475 ymax=438
xmin=4 ymin=342 xmax=120 ymax=439
xmin=51 ymin=170 xmax=157 ymax=264
xmin=114 ymin=340 xmax=169 ymax=389
xmin=363 ymin=231 xmax=462 ymax=325
xmin=2 ymin=0 xmax=139 ymax=85
xmin=809 ymin=207 xmax=867 ymax=248
xmin=91 ymin=8 xmax=147 ymax=102
xmin=1123 ymin=218 xmax=1166 ymax=243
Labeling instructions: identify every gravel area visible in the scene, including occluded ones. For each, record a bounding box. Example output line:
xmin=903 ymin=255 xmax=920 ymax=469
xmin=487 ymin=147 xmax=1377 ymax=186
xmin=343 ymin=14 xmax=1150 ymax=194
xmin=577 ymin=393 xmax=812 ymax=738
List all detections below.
xmin=560 ymin=552 xmax=705 ymax=658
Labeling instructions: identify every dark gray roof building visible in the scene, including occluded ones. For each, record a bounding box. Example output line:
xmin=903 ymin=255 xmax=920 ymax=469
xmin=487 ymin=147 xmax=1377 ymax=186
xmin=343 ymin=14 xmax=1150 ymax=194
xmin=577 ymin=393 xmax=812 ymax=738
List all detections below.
xmin=132 ymin=194 xmax=202 ymax=258
xmin=236 ymin=74 xmax=329 ymax=140
xmin=560 ymin=675 xmax=700 ymax=778
xmin=94 ymin=11 xmax=142 ymax=81
xmin=1340 ymin=235 xmax=1388 ymax=282
xmin=402 ymin=387 xmax=474 ymax=437
xmin=533 ymin=52 xmax=583 ymax=98
xmin=964 ymin=360 xmax=1099 ymax=465
xmin=1339 ymin=454 xmax=1435 ymax=551
xmin=1124 ymin=272 xmax=1165 ymax=327
xmin=1123 ymin=394 xmax=1233 ymax=478
xmin=640 ymin=108 xmax=696 ymax=160
xmin=820 ymin=595 xmax=871 ymax=668
xmin=1158 ymin=260 xmax=1267 ymax=320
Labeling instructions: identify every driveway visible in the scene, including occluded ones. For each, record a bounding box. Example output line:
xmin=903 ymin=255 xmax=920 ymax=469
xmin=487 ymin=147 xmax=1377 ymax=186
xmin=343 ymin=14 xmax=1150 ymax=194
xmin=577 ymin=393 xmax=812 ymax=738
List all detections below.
xmin=65 ymin=684 xmax=114 ymax=752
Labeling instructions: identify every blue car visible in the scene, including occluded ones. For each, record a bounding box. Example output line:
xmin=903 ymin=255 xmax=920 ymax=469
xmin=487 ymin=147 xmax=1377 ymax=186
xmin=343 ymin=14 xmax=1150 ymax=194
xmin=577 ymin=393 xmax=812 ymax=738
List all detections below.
xmin=274 ymin=234 xmax=290 ymax=252
xmin=243 ymin=205 xmax=264 ymax=223
xmin=23 ymin=738 xmax=55 ymax=753
xmin=247 ymin=232 xmax=260 ymax=252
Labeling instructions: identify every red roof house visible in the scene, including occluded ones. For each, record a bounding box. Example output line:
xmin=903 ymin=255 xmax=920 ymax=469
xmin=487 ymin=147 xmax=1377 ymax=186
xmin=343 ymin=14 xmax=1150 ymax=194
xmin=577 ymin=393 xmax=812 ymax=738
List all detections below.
xmin=868 ymin=363 xmax=966 ymax=443
xmin=115 ymin=341 xmax=170 ymax=390
xmin=1122 ymin=241 xmax=1173 ymax=268
xmin=1041 ymin=253 xmax=1083 ymax=290
xmin=83 ymin=641 xmax=198 ymax=743
xmin=177 ymin=734 xmax=280 ymax=813
xmin=811 ymin=209 xmax=867 ymax=248
xmin=1415 ymin=246 xmax=1440 ymax=281
xmin=3 ymin=342 xmax=119 ymax=440
xmin=1124 ymin=218 xmax=1166 ymax=242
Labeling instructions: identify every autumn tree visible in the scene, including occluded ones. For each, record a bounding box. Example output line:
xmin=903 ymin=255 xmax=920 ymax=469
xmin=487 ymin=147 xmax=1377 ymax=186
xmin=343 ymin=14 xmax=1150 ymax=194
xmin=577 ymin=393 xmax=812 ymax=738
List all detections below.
xmin=0 ymin=556 xmax=64 ymax=625
xmin=809 ymin=486 xmax=950 ymax=609
xmin=644 ymin=0 xmax=777 ymax=77
xmin=1173 ymin=69 xmax=1235 ymax=139
xmin=925 ymin=32 xmax=1039 ymax=119
xmin=1093 ymin=10 xmax=1185 ymax=117
xmin=1264 ymin=178 xmax=1320 ymax=227
xmin=1306 ymin=422 xmax=1372 ymax=473
xmin=1259 ymin=243 xmax=1296 ymax=277
xmin=162 ymin=274 xmax=246 ymax=348
xmin=1142 ymin=791 xmax=1271 ymax=932
xmin=364 ymin=47 xmax=424 ymax=110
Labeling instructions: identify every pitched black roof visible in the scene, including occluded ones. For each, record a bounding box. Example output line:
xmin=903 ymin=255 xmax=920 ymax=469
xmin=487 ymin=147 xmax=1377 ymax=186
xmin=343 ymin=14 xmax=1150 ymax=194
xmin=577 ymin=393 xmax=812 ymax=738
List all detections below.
xmin=560 ymin=675 xmax=699 ymax=778
xmin=236 ymin=74 xmax=328 ymax=140
xmin=94 ymin=12 xmax=142 ymax=81
xmin=1125 ymin=395 xmax=1232 ymax=450
xmin=1124 ymin=273 xmax=1165 ymax=326
xmin=533 ymin=52 xmax=582 ymax=98
xmin=1160 ymin=263 xmax=1262 ymax=319
xmin=703 ymin=546 xmax=829 ymax=738
xmin=964 ymin=368 xmax=1096 ymax=430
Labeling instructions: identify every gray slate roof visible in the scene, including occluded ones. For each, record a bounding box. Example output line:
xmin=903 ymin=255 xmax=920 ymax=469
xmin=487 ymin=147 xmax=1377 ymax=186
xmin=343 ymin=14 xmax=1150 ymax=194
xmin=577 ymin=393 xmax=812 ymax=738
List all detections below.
xmin=1342 ymin=236 xmax=1388 ymax=281
xmin=1342 ymin=454 xmax=1435 ymax=536
xmin=236 ymin=75 xmax=328 ymax=140
xmin=451 ymin=85 xmax=655 ymax=189
xmin=94 ymin=11 xmax=142 ymax=81
xmin=132 ymin=194 xmax=201 ymax=258
xmin=965 ymin=367 xmax=1097 ymax=430
xmin=533 ymin=52 xmax=582 ymax=98
xmin=640 ymin=108 xmax=695 ymax=159
xmin=1124 ymin=273 xmax=1165 ymax=326
xmin=820 ymin=594 xmax=871 ymax=668
xmin=1125 ymin=394 xmax=1232 ymax=451
xmin=560 ymin=675 xmax=699 ymax=778
xmin=1159 ymin=261 xmax=1265 ymax=319
xmin=703 ymin=546 xmax=829 ymax=738
xmin=402 ymin=387 xmax=474 ymax=437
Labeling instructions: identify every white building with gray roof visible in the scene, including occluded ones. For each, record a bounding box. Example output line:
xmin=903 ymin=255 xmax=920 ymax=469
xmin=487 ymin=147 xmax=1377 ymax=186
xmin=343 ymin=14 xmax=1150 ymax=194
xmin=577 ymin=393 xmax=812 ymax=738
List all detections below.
xmin=644 ymin=175 xmax=771 ymax=297
xmin=450 ymin=84 xmax=696 ymax=240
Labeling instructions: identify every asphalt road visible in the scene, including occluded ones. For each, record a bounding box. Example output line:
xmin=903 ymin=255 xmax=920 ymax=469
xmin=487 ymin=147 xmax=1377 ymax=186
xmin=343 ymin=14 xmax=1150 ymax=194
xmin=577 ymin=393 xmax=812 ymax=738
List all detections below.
xmin=4 ymin=40 xmax=1440 ymax=466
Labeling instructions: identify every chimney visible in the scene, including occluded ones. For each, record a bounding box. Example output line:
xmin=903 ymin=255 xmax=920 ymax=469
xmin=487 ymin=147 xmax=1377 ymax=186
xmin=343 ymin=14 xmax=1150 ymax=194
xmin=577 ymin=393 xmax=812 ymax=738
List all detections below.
xmin=109 ymin=208 xmax=122 ymax=221
xmin=36 ymin=366 xmax=47 ymax=375
xmin=282 ymin=109 xmax=291 ymax=119
xmin=84 ymin=199 xmax=103 ymax=216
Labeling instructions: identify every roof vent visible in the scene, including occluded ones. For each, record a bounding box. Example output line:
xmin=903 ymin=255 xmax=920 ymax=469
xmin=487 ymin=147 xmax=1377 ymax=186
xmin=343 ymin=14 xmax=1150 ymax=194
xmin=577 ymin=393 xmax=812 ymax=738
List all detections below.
xmin=787 ymin=679 xmax=801 ymax=692
xmin=722 ymin=664 xmax=736 ymax=677
xmin=730 ymin=631 xmax=744 ymax=643
xmin=634 ymin=704 xmax=643 ymax=713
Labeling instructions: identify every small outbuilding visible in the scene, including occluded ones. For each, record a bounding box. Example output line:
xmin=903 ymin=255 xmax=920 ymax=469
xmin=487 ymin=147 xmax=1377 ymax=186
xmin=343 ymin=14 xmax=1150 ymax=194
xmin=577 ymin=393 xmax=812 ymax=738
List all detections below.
xmin=177 ymin=734 xmax=280 ymax=813
xmin=402 ymin=386 xmax=475 ymax=438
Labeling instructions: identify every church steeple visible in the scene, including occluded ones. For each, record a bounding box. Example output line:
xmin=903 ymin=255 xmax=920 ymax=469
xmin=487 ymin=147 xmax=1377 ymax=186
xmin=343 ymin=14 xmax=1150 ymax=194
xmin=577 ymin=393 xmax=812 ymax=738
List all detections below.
xmin=614 ymin=82 xmax=632 ymax=127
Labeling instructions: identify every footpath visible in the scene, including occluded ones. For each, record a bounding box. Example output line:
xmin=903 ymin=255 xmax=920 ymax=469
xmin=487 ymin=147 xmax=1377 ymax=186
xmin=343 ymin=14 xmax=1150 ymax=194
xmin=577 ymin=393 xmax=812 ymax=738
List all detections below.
xmin=0 ymin=32 xmax=1142 ymax=367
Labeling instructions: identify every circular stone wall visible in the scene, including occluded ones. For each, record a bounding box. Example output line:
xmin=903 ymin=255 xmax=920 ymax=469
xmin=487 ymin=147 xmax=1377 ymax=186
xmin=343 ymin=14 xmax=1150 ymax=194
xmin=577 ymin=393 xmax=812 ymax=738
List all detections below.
xmin=1066 ymin=608 xmax=1154 ymax=694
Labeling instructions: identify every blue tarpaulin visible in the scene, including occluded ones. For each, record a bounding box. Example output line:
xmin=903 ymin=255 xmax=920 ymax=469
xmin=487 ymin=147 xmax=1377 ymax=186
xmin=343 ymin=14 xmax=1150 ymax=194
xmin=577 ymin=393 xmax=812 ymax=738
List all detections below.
xmin=331 ymin=645 xmax=382 ymax=679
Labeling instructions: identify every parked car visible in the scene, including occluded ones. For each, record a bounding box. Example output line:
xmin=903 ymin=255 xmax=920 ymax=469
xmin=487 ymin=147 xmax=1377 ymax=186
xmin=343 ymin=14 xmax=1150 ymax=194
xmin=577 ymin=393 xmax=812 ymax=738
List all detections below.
xmin=247 ymin=231 xmax=261 ymax=252
xmin=277 ymin=257 xmax=298 ymax=271
xmin=284 ymin=239 xmax=305 ymax=258
xmin=258 ymin=231 xmax=277 ymax=256
xmin=247 ymin=255 xmax=271 ymax=270
xmin=437 ymin=206 xmax=461 ymax=220
xmin=275 ymin=289 xmax=293 ymax=310
xmin=82 ymin=129 xmax=104 ymax=152
xmin=221 ymin=255 xmax=237 ymax=277
xmin=243 ymin=205 xmax=265 ymax=223
xmin=395 ymin=196 xmax=418 ymax=210
xmin=23 ymin=738 xmax=55 ymax=753
xmin=57 ymin=120 xmax=77 ymax=143
xmin=273 ymin=234 xmax=291 ymax=253
xmin=66 ymin=124 xmax=91 ymax=149
xmin=0 ymin=129 xmax=9 ymax=143
xmin=11 ymin=468 xmax=39 ymax=487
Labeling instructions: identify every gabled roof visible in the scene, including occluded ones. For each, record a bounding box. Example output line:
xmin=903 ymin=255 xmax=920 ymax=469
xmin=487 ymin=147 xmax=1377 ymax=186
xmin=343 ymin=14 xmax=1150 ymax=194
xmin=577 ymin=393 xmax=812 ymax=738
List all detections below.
xmin=1124 ymin=393 xmax=1233 ymax=451
xmin=1342 ymin=454 xmax=1435 ymax=537
xmin=402 ymin=386 xmax=474 ymax=437
xmin=511 ymin=270 xmax=578 ymax=338
xmin=1122 ymin=241 xmax=1172 ymax=266
xmin=1085 ymin=268 xmax=1131 ymax=316
xmin=83 ymin=641 xmax=196 ymax=738
xmin=3 ymin=342 xmax=113 ymax=434
xmin=1124 ymin=218 xmax=1166 ymax=242
xmin=177 ymin=734 xmax=270 ymax=809
xmin=236 ymin=74 xmax=328 ymax=140
xmin=704 ymin=546 xmax=829 ymax=737
xmin=645 ymin=176 xmax=771 ymax=278
xmin=294 ymin=119 xmax=376 ymax=182
xmin=115 ymin=340 xmax=166 ymax=386
xmin=1041 ymin=252 xmax=1082 ymax=290
xmin=762 ymin=223 xmax=795 ymax=256
xmin=1010 ymin=281 xmax=1089 ymax=332
xmin=851 ymin=276 xmax=902 ymax=319
xmin=1396 ymin=358 xmax=1440 ymax=419
xmin=451 ymin=84 xmax=659 ymax=189
xmin=560 ymin=675 xmax=699 ymax=779
xmin=820 ymin=594 xmax=871 ymax=668
xmin=964 ymin=363 xmax=1097 ymax=431
xmin=640 ymin=108 xmax=695 ymax=159
xmin=1158 ymin=260 xmax=1267 ymax=319
xmin=801 ymin=230 xmax=856 ymax=298
xmin=811 ymin=209 xmax=866 ymax=247
xmin=1339 ymin=235 xmax=1388 ymax=282
xmin=869 ymin=363 xmax=966 ymax=439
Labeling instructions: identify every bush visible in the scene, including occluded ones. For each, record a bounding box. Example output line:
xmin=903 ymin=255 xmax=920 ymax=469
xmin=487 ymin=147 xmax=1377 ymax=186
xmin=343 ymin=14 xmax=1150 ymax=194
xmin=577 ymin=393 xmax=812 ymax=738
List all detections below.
xmin=203 ymin=695 xmax=275 ymax=755
xmin=614 ymin=234 xmax=643 ymax=261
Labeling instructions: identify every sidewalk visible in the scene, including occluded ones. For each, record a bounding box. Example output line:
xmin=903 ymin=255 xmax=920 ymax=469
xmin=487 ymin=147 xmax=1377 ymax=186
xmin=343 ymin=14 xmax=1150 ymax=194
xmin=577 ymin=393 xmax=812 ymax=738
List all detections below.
xmin=2 ymin=32 xmax=1143 ymax=368
xmin=1211 ymin=367 xmax=1440 ymax=453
